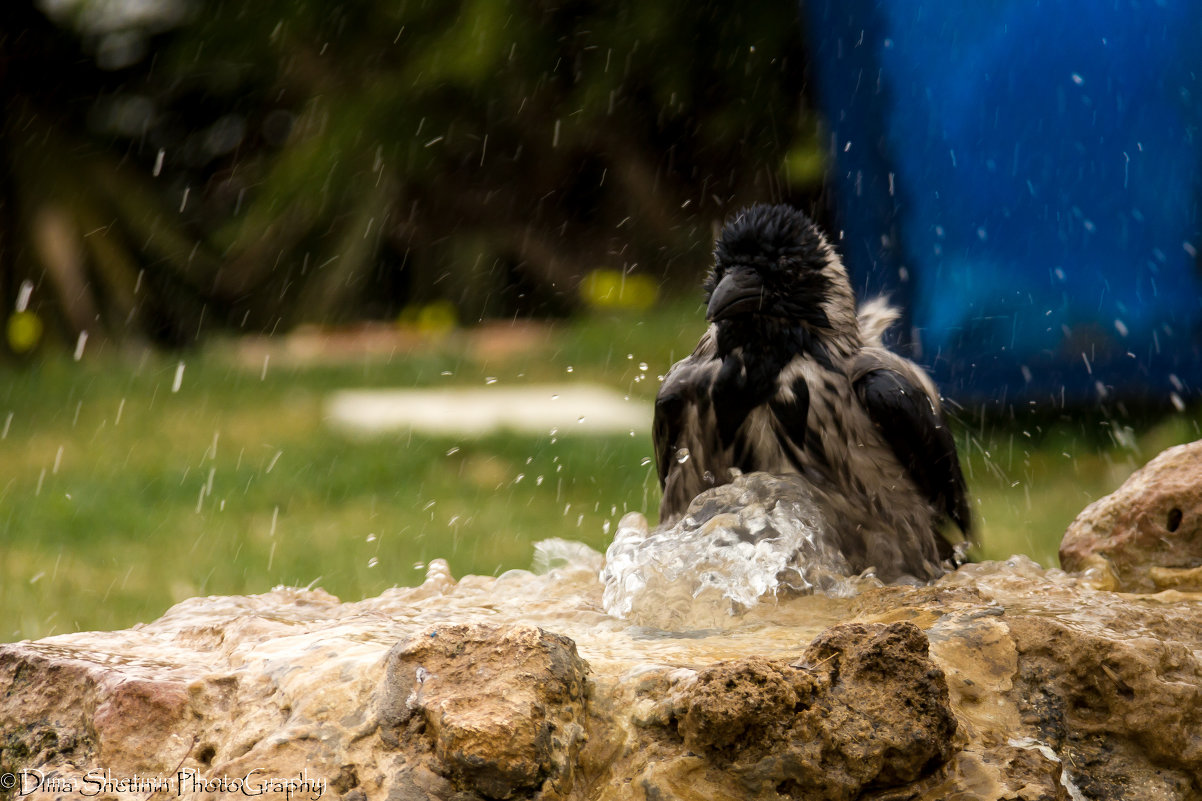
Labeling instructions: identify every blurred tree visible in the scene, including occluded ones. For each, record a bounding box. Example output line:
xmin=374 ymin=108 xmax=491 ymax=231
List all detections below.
xmin=1 ymin=0 xmax=822 ymax=350
xmin=1 ymin=0 xmax=216 ymax=355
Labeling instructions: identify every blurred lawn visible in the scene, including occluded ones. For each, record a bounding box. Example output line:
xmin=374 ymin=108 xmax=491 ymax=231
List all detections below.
xmin=2 ymin=303 xmax=1197 ymax=642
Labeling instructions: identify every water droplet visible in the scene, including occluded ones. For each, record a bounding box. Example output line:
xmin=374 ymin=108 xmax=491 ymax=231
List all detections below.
xmin=446 ymin=446 xmax=460 ymax=456
xmin=640 ymin=457 xmax=652 ymax=466
xmin=536 ymin=475 xmax=544 ymax=486
xmin=15 ymin=280 xmax=33 ymax=312
xmin=485 ymin=376 xmax=498 ymax=385
xmin=172 ymin=361 xmax=186 ymax=393
xmin=577 ymin=416 xmax=586 ymax=424
xmin=366 ymin=533 xmax=377 ymax=543
xmin=551 ymin=393 xmax=559 ymax=400
xmin=602 ymin=520 xmax=612 ymax=535
xmin=514 ymin=473 xmax=525 ymax=484
xmin=73 ymin=331 xmax=88 ymax=361
xmin=675 ymin=447 xmax=691 ymax=464
xmin=1171 ymin=392 xmax=1186 ymax=412
xmin=638 ymin=362 xmax=648 ymax=371
xmin=566 ymin=365 xmax=574 ymax=373
xmin=367 ymin=557 xmax=379 ymax=568
xmin=703 ymin=470 xmax=715 ymax=484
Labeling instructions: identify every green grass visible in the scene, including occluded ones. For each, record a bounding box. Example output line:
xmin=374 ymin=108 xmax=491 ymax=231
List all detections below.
xmin=2 ymin=304 xmax=1197 ymax=641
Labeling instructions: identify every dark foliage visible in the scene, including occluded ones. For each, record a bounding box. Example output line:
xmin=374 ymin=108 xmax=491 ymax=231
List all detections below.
xmin=1 ymin=0 xmax=823 ymax=353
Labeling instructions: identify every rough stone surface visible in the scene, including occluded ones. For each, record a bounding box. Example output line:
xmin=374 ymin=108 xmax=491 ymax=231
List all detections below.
xmin=376 ymin=623 xmax=588 ymax=799
xmin=1060 ymin=439 xmax=1202 ymax=592
xmin=676 ymin=622 xmax=955 ymax=800
xmin=3 ymin=553 xmax=1202 ymax=800
xmin=1007 ymin=614 xmax=1202 ymax=800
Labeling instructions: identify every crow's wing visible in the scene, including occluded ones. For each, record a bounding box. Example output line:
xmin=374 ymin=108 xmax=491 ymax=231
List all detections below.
xmin=851 ymin=351 xmax=972 ymax=542
xmin=654 ymin=349 xmax=726 ymax=524
xmin=654 ymin=331 xmax=809 ymax=523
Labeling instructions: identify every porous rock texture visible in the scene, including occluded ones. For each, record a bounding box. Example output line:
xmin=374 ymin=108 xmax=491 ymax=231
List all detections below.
xmin=1060 ymin=439 xmax=1202 ymax=592
xmin=673 ymin=622 xmax=956 ymax=799
xmin=4 ymin=558 xmax=1202 ymax=801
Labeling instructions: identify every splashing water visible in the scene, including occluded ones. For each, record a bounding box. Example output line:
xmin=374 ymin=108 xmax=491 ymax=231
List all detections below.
xmin=600 ymin=472 xmax=865 ymax=630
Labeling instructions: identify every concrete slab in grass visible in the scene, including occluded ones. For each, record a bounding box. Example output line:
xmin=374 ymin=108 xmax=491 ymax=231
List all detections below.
xmin=324 ymin=384 xmax=651 ymax=437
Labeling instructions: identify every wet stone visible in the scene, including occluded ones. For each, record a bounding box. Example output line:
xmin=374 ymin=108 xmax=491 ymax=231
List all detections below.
xmin=674 ymin=622 xmax=956 ymax=801
xmin=1060 ymin=439 xmax=1202 ymax=592
xmin=376 ymin=623 xmax=588 ymax=800
xmin=3 ymin=533 xmax=1202 ymax=800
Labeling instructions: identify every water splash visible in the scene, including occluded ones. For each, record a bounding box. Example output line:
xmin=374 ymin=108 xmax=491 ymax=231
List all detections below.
xmin=600 ymin=472 xmax=862 ymax=630
xmin=532 ymin=538 xmax=604 ymax=575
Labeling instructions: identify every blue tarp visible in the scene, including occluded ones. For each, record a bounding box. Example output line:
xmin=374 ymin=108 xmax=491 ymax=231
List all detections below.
xmin=801 ymin=0 xmax=1202 ymax=406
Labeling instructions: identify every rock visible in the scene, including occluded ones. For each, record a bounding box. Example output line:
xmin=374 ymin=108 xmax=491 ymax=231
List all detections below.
xmin=1060 ymin=439 xmax=1202 ymax=592
xmin=4 ymin=553 xmax=1202 ymax=800
xmin=1007 ymin=614 xmax=1202 ymax=799
xmin=376 ymin=623 xmax=588 ymax=799
xmin=676 ymin=622 xmax=956 ymax=800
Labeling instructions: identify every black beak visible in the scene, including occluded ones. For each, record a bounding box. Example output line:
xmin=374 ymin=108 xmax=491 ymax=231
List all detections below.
xmin=706 ymin=269 xmax=765 ymax=322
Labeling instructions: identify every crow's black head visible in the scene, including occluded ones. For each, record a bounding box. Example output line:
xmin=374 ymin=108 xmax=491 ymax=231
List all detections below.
xmin=704 ymin=204 xmax=844 ymax=329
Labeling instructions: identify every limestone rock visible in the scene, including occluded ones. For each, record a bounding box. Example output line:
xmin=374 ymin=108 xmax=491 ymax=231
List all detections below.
xmin=676 ymin=622 xmax=956 ymax=800
xmin=1007 ymin=614 xmax=1202 ymax=799
xmin=1060 ymin=439 xmax=1202 ymax=591
xmin=3 ymin=555 xmax=1202 ymax=800
xmin=376 ymin=623 xmax=588 ymax=799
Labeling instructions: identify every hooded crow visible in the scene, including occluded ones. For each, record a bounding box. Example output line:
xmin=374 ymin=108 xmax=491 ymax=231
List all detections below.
xmin=653 ymin=204 xmax=972 ymax=581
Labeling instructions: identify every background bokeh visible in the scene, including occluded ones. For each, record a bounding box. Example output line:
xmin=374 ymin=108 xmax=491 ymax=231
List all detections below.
xmin=1 ymin=0 xmax=1198 ymax=641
